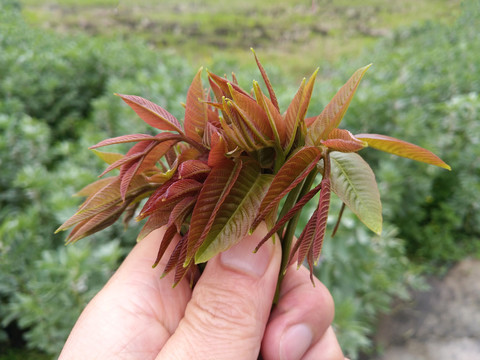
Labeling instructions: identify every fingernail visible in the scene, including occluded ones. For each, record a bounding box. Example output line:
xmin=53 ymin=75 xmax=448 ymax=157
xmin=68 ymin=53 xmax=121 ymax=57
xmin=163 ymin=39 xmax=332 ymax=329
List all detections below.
xmin=220 ymin=224 xmax=274 ymax=277
xmin=280 ymin=324 xmax=313 ymax=360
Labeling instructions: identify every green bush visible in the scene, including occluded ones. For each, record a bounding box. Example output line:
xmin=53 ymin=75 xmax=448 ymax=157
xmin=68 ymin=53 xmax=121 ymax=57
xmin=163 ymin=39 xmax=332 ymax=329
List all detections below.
xmin=316 ymin=0 xmax=480 ymax=264
xmin=0 ymin=5 xmax=107 ymax=141
xmin=2 ymin=241 xmax=123 ymax=355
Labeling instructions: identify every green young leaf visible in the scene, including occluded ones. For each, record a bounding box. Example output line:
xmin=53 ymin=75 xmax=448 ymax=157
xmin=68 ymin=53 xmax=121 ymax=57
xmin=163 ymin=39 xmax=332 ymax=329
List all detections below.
xmin=91 ymin=149 xmax=124 ymax=165
xmin=329 ymin=152 xmax=382 ymax=234
xmin=355 ymin=133 xmax=451 ymax=170
xmin=195 ymin=161 xmax=273 ymax=263
xmin=184 ymin=67 xmax=207 ymax=143
xmin=309 ymin=64 xmax=372 ymax=144
xmin=116 ymin=94 xmax=184 ymax=134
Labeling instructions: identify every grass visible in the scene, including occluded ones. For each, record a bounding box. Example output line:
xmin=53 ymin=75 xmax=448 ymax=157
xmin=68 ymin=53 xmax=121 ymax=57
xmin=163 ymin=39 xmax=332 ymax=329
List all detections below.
xmin=19 ymin=0 xmax=461 ymax=79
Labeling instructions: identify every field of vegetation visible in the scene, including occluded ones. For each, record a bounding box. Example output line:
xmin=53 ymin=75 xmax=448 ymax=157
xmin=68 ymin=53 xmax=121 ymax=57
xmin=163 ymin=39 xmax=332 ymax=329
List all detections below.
xmin=1 ymin=0 xmax=479 ymax=359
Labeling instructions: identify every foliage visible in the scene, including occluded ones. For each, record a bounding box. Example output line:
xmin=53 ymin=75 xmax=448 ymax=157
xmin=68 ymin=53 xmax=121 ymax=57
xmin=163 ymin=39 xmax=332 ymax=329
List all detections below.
xmin=57 ymin=52 xmax=448 ymax=291
xmin=316 ymin=214 xmax=424 ymax=358
xmin=0 ymin=6 xmax=107 ymax=141
xmin=2 ymin=241 xmax=122 ymax=355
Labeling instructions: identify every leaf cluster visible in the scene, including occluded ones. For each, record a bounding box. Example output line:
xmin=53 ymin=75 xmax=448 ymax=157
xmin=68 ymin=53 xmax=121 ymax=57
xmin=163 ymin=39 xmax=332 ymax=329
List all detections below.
xmin=58 ymin=51 xmax=450 ymax=284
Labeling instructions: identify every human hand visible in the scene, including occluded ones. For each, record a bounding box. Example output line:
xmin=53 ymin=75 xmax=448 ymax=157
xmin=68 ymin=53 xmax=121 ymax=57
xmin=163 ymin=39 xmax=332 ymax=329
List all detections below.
xmin=59 ymin=223 xmax=346 ymax=360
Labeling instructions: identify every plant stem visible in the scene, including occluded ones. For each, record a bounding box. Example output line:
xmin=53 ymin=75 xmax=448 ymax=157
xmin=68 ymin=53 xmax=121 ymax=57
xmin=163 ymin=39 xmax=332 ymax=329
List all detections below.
xmin=273 ymin=169 xmax=318 ymax=303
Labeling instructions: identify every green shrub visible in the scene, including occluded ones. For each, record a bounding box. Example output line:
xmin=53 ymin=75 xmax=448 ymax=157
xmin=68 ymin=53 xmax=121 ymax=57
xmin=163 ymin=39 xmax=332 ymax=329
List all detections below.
xmin=321 ymin=0 xmax=480 ymax=264
xmin=0 ymin=6 xmax=107 ymax=141
xmin=1 ymin=241 xmax=123 ymax=356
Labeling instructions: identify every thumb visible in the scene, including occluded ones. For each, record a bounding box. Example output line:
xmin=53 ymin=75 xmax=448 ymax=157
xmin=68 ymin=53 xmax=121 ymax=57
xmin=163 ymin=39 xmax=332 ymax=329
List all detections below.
xmin=157 ymin=222 xmax=281 ymax=360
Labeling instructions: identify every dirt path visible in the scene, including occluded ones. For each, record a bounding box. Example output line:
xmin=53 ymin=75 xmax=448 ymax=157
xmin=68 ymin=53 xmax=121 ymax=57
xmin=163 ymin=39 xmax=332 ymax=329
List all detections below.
xmin=373 ymin=258 xmax=480 ymax=360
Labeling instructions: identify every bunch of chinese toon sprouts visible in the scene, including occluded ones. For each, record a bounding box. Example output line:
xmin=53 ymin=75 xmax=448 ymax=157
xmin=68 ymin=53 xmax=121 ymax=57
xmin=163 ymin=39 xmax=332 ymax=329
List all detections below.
xmin=57 ymin=51 xmax=450 ymax=291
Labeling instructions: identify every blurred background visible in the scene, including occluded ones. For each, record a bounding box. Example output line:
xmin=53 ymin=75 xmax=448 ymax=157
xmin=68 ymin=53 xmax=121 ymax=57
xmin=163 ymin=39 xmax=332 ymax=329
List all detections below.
xmin=0 ymin=0 xmax=479 ymax=358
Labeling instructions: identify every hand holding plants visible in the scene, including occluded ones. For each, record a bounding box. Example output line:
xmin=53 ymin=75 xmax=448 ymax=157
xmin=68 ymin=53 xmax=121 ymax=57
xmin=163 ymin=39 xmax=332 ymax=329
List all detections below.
xmin=59 ymin=224 xmax=346 ymax=360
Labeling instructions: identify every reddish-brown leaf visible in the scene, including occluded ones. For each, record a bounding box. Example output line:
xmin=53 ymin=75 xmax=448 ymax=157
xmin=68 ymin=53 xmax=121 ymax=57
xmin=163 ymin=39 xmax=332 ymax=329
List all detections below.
xmin=312 ymin=177 xmax=331 ymax=262
xmin=228 ymin=84 xmax=274 ymax=143
xmin=154 ymin=224 xmax=180 ymax=268
xmin=289 ymin=209 xmax=317 ymax=268
xmin=284 ymin=69 xmax=319 ymax=152
xmin=253 ymin=147 xmax=322 ymax=230
xmin=138 ymin=178 xmax=176 ymax=220
xmin=74 ymin=177 xmax=116 ymax=198
xmin=185 ymin=67 xmax=207 ymax=143
xmin=137 ymin=209 xmax=172 ymax=241
xmin=252 ymin=48 xmax=280 ymax=111
xmin=161 ymin=179 xmax=203 ymax=203
xmin=309 ymin=64 xmax=371 ymax=143
xmin=167 ymin=196 xmax=197 ymax=232
xmin=116 ymin=94 xmax=184 ymax=134
xmin=89 ymin=134 xmax=159 ymax=149
xmin=64 ymin=201 xmax=129 ymax=244
xmin=98 ymin=140 xmax=154 ymax=178
xmin=185 ymin=158 xmax=242 ymax=262
xmin=206 ymin=129 xmax=228 ymax=168
xmin=321 ymin=129 xmax=367 ymax=152
xmin=207 ymin=71 xmax=252 ymax=100
xmin=253 ymin=81 xmax=286 ymax=147
xmin=255 ymin=181 xmax=323 ymax=253
xmin=355 ymin=133 xmax=451 ymax=170
xmin=162 ymin=230 xmax=186 ymax=275
xmin=178 ymin=159 xmax=211 ymax=181
xmin=119 ymin=139 xmax=178 ymax=199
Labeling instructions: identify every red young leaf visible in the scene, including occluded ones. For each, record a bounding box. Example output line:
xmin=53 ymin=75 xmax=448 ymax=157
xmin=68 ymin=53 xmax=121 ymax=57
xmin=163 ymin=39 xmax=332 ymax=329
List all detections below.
xmin=137 ymin=208 xmax=172 ymax=242
xmin=161 ymin=179 xmax=203 ymax=203
xmin=185 ymin=158 xmax=242 ymax=262
xmin=284 ymin=69 xmax=319 ymax=153
xmin=253 ymin=147 xmax=322 ymax=230
xmin=289 ymin=208 xmax=317 ymax=268
xmin=321 ymin=128 xmax=367 ymax=152
xmin=253 ymin=81 xmax=286 ymax=147
xmin=116 ymin=94 xmax=184 ymax=134
xmin=64 ymin=202 xmax=128 ymax=244
xmin=194 ymin=160 xmax=273 ymax=263
xmin=207 ymin=131 xmax=228 ymax=168
xmin=173 ymin=238 xmax=192 ymax=286
xmin=119 ymin=139 xmax=179 ymax=199
xmin=228 ymin=83 xmax=274 ymax=143
xmin=355 ymin=133 xmax=451 ymax=170
xmin=184 ymin=67 xmax=207 ymax=143
xmin=138 ymin=178 xmax=176 ymax=220
xmin=251 ymin=48 xmax=280 ymax=111
xmin=153 ymin=225 xmax=183 ymax=270
xmin=255 ymin=181 xmax=323 ymax=253
xmin=89 ymin=134 xmax=159 ymax=149
xmin=312 ymin=177 xmax=331 ymax=262
xmin=74 ymin=177 xmax=116 ymax=198
xmin=167 ymin=196 xmax=197 ymax=232
xmin=309 ymin=64 xmax=371 ymax=143
xmin=207 ymin=70 xmax=252 ymax=100
xmin=178 ymin=159 xmax=211 ymax=181
xmin=98 ymin=140 xmax=155 ymax=177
